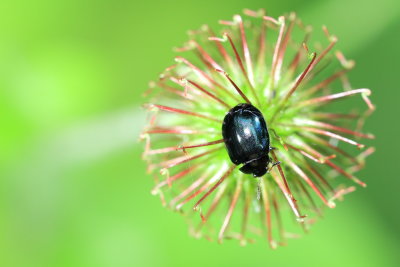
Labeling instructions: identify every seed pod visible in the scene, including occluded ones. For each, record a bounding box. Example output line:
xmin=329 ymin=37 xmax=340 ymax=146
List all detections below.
xmin=141 ymin=9 xmax=375 ymax=248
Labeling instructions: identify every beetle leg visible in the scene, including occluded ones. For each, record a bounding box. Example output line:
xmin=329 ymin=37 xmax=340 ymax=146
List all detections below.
xmin=266 ymin=161 xmax=281 ymax=173
xmin=272 ymin=161 xmax=281 ymax=167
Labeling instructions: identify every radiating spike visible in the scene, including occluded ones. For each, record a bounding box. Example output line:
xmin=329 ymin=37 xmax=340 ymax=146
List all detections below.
xmin=144 ymin=104 xmax=222 ymax=123
xmin=157 ymin=81 xmax=195 ymax=100
xmin=196 ymin=181 xmax=228 ymax=227
xmin=268 ymin=16 xmax=285 ymax=91
xmin=145 ymin=126 xmax=216 ymax=135
xmin=298 ymin=89 xmax=374 ymax=110
xmin=284 ymin=156 xmax=335 ymax=208
xmin=299 ymin=132 xmax=360 ymax=165
xmin=177 ymin=166 xmax=227 ymax=210
xmin=140 ymin=133 xmax=151 ymax=159
xmin=349 ymin=147 xmax=376 ymax=173
xmin=243 ymin=8 xmax=265 ymax=18
xmin=271 ymin=189 xmax=286 ymax=246
xmin=270 ymin=150 xmax=296 ymax=200
xmin=190 ymin=40 xmax=223 ymax=70
xmin=216 ymin=69 xmax=252 ymax=105
xmin=286 ymin=143 xmax=336 ymax=164
xmin=311 ymin=112 xmax=358 ymax=120
xmin=288 ymin=28 xmax=311 ymax=74
xmin=218 ymin=176 xmax=243 ymax=242
xmin=161 ymin=147 xmax=222 ymax=169
xmin=295 ymin=119 xmax=375 ymax=139
xmin=240 ymin=183 xmax=252 ymax=246
xmin=275 ymin=13 xmax=296 ymax=84
xmin=145 ymin=145 xmax=179 ymax=156
xmin=329 ymin=186 xmax=356 ymax=202
xmin=262 ymin=15 xmax=280 ymax=25
xmin=193 ymin=164 xmax=236 ymax=211
xmin=235 ymin=15 xmax=255 ymax=86
xmin=186 ymin=80 xmax=231 ymax=109
xmin=256 ymin=21 xmax=267 ymax=81
xmin=223 ymin=32 xmax=259 ymax=103
xmin=294 ymin=178 xmax=323 ymax=217
xmin=224 ymin=32 xmax=249 ymax=81
xmin=270 ymin=51 xmax=317 ymax=123
xmin=304 ymin=162 xmax=335 ymax=194
xmin=308 ymin=26 xmax=337 ymax=72
xmin=356 ymin=104 xmax=375 ymax=134
xmin=178 ymin=139 xmax=225 ymax=151
xmin=175 ymin=56 xmax=239 ymax=101
xmin=304 ymin=69 xmax=350 ymax=96
xmin=260 ymin=178 xmax=277 ymax=249
xmin=243 ymin=9 xmax=267 ymax=81
xmin=283 ymin=124 xmax=365 ymax=148
xmin=294 ymin=139 xmax=367 ymax=187
xmin=169 ymin=171 xmax=210 ymax=208
xmin=152 ymin=165 xmax=200 ymax=193
xmin=270 ymin=170 xmax=305 ymax=220
xmin=207 ymin=27 xmax=235 ymax=70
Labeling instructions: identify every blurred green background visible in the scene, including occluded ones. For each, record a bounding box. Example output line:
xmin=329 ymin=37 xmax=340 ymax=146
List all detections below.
xmin=1 ymin=0 xmax=400 ymax=266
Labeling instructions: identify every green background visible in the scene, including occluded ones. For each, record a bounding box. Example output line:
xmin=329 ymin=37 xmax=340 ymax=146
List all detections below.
xmin=1 ymin=0 xmax=400 ymax=266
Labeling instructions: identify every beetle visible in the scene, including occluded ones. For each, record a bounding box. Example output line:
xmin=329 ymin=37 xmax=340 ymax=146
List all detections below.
xmin=222 ymin=103 xmax=279 ymax=177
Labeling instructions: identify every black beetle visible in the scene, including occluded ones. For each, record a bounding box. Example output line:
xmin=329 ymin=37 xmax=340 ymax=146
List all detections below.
xmin=222 ymin=103 xmax=276 ymax=177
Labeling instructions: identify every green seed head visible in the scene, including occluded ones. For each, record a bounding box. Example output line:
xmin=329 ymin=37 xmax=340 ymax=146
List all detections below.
xmin=141 ymin=9 xmax=375 ymax=248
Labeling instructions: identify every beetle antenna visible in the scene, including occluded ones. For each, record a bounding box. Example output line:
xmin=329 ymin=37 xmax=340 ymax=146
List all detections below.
xmin=266 ymin=160 xmax=281 ymax=174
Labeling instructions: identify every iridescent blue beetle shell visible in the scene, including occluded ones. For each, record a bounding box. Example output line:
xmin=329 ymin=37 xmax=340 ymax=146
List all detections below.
xmin=222 ymin=103 xmax=271 ymax=177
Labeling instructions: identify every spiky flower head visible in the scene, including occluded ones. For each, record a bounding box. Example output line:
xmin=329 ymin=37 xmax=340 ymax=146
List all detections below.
xmin=141 ymin=9 xmax=375 ymax=248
